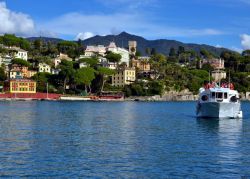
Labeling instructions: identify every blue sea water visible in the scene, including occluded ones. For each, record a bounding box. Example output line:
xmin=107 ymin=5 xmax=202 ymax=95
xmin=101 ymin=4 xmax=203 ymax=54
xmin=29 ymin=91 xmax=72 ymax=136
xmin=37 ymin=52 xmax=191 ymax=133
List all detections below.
xmin=0 ymin=101 xmax=249 ymax=178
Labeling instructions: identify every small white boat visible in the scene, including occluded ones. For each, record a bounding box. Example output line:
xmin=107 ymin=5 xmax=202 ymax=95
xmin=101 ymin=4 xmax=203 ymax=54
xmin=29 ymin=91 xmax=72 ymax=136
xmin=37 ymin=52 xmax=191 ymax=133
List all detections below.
xmin=196 ymin=83 xmax=243 ymax=118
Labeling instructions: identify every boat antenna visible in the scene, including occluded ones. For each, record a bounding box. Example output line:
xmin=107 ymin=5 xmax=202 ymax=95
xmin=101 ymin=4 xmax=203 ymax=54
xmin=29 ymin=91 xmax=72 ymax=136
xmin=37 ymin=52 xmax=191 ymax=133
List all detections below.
xmin=209 ymin=70 xmax=211 ymax=84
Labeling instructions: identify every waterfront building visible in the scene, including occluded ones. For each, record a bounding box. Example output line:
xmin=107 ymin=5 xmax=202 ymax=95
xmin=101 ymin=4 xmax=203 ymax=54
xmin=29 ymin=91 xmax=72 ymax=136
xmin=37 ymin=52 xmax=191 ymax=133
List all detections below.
xmin=5 ymin=79 xmax=36 ymax=93
xmin=111 ymin=67 xmax=136 ymax=87
xmin=38 ymin=63 xmax=51 ymax=73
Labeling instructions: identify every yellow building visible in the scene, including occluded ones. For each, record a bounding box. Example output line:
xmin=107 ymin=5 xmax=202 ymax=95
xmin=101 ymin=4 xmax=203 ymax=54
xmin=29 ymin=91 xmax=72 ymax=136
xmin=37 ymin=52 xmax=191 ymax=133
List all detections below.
xmin=8 ymin=79 xmax=36 ymax=93
xmin=112 ymin=68 xmax=136 ymax=87
xmin=131 ymin=57 xmax=150 ymax=72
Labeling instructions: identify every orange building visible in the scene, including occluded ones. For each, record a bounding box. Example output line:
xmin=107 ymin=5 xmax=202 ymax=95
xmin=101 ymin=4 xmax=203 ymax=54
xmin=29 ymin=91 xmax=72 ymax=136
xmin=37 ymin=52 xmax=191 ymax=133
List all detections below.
xmin=11 ymin=64 xmax=29 ymax=78
xmin=5 ymin=79 xmax=36 ymax=93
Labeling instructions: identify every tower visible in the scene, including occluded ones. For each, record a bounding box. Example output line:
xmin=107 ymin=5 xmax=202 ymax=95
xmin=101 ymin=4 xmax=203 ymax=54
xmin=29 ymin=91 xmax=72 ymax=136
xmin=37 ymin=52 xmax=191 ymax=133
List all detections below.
xmin=128 ymin=41 xmax=137 ymax=55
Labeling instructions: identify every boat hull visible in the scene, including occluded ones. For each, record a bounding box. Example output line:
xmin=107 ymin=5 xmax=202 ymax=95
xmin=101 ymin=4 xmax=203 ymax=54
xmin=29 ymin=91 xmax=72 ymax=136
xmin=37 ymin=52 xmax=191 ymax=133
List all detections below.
xmin=197 ymin=102 xmax=242 ymax=118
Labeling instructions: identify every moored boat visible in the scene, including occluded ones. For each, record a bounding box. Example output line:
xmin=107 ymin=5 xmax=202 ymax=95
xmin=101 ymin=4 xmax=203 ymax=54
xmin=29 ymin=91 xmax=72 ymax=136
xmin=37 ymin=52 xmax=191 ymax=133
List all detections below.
xmin=196 ymin=82 xmax=243 ymax=118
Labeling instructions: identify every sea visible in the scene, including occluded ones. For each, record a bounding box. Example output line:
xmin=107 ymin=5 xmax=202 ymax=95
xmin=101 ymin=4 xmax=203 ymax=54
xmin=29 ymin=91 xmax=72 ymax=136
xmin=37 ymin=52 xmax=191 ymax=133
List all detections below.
xmin=0 ymin=101 xmax=249 ymax=178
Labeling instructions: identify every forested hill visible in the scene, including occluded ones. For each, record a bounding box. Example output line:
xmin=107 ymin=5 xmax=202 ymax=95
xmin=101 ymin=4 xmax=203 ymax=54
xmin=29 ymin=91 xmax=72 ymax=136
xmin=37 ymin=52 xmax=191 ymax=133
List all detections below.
xmin=82 ymin=32 xmax=231 ymax=56
xmin=27 ymin=32 xmax=231 ymax=56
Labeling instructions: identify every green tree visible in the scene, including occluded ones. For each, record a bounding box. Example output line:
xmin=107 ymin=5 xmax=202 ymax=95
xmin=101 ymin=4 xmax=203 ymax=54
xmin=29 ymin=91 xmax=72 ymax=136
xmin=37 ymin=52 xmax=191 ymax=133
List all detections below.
xmin=58 ymin=60 xmax=75 ymax=91
xmin=105 ymin=52 xmax=122 ymax=64
xmin=145 ymin=47 xmax=151 ymax=56
xmin=169 ymin=47 xmax=176 ymax=57
xmin=75 ymin=67 xmax=96 ymax=93
xmin=178 ymin=46 xmax=185 ymax=55
xmin=151 ymin=48 xmax=157 ymax=55
xmin=79 ymin=57 xmax=98 ymax=67
xmin=97 ymin=67 xmax=115 ymax=92
xmin=11 ymin=58 xmax=31 ymax=67
xmin=0 ymin=67 xmax=6 ymax=81
xmin=242 ymin=50 xmax=250 ymax=56
xmin=32 ymin=72 xmax=52 ymax=92
xmin=34 ymin=39 xmax=42 ymax=51
xmin=135 ymin=50 xmax=141 ymax=57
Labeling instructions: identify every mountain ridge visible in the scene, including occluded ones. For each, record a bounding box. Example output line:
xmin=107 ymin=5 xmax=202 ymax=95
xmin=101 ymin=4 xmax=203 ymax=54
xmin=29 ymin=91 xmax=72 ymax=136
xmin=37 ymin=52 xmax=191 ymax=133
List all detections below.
xmin=26 ymin=32 xmax=231 ymax=56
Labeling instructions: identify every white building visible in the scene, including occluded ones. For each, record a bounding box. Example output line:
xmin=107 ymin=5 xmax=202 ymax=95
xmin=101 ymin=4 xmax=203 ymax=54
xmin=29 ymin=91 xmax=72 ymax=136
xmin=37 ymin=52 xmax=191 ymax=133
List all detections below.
xmin=54 ymin=58 xmax=61 ymax=68
xmin=84 ymin=42 xmax=130 ymax=66
xmin=106 ymin=42 xmax=130 ymax=66
xmin=53 ymin=53 xmax=72 ymax=67
xmin=79 ymin=62 xmax=88 ymax=68
xmin=7 ymin=46 xmax=28 ymax=61
xmin=85 ymin=45 xmax=106 ymax=57
xmin=38 ymin=63 xmax=51 ymax=73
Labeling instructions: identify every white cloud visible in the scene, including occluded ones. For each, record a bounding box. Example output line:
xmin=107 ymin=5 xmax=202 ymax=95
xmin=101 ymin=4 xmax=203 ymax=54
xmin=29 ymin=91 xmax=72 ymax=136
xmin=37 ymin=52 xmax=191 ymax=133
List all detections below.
xmin=40 ymin=12 xmax=223 ymax=39
xmin=216 ymin=44 xmax=222 ymax=48
xmin=230 ymin=46 xmax=243 ymax=53
xmin=240 ymin=34 xmax=250 ymax=50
xmin=97 ymin=0 xmax=159 ymax=10
xmin=75 ymin=32 xmax=94 ymax=40
xmin=0 ymin=2 xmax=36 ymax=36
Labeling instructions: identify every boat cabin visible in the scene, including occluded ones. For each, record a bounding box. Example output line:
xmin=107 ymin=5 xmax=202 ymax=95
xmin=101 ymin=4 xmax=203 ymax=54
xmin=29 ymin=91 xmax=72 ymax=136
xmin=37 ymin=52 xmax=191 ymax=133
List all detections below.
xmin=199 ymin=87 xmax=239 ymax=103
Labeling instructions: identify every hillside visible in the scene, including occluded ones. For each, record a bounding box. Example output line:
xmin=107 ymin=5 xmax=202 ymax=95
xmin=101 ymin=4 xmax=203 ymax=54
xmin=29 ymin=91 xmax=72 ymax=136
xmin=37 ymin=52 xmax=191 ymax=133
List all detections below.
xmin=26 ymin=32 xmax=231 ymax=56
xmin=83 ymin=32 xmax=230 ymax=56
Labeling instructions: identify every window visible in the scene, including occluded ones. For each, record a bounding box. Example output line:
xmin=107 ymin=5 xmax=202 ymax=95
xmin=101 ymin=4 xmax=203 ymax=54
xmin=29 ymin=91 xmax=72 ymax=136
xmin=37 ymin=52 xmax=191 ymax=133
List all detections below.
xmin=224 ymin=93 xmax=228 ymax=99
xmin=212 ymin=92 xmax=215 ymax=98
xmin=216 ymin=92 xmax=223 ymax=99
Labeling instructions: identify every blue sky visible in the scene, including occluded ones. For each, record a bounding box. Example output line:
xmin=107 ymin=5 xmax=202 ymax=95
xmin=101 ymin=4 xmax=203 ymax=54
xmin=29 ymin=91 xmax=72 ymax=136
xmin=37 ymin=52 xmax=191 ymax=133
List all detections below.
xmin=0 ymin=0 xmax=250 ymax=51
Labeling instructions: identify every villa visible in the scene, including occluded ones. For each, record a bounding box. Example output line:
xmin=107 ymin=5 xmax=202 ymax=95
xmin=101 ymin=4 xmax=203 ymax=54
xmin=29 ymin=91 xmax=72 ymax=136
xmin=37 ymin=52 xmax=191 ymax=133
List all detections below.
xmin=112 ymin=67 xmax=136 ymax=87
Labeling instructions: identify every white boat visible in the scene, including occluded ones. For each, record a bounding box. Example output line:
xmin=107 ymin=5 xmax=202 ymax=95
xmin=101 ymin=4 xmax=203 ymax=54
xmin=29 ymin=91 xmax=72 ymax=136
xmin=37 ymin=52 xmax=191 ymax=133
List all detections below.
xmin=196 ymin=83 xmax=243 ymax=118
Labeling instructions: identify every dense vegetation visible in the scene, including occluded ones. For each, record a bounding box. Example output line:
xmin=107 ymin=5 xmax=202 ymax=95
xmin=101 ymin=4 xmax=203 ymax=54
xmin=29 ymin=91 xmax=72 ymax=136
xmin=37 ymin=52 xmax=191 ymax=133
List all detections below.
xmin=1 ymin=34 xmax=250 ymax=96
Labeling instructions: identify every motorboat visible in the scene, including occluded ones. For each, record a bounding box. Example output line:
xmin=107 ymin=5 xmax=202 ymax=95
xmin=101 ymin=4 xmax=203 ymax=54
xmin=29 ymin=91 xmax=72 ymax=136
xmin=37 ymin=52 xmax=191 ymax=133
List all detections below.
xmin=196 ymin=82 xmax=243 ymax=118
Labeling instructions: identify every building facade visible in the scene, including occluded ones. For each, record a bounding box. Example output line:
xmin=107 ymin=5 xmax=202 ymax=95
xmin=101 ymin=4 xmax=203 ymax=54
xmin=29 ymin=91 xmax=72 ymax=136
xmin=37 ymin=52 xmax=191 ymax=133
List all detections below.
xmin=10 ymin=70 xmax=23 ymax=79
xmin=85 ymin=45 xmax=106 ymax=57
xmin=10 ymin=64 xmax=29 ymax=78
xmin=106 ymin=42 xmax=130 ymax=65
xmin=5 ymin=79 xmax=36 ymax=93
xmin=131 ymin=56 xmax=151 ymax=72
xmin=211 ymin=70 xmax=227 ymax=82
xmin=112 ymin=68 xmax=136 ymax=87
xmin=38 ymin=63 xmax=51 ymax=73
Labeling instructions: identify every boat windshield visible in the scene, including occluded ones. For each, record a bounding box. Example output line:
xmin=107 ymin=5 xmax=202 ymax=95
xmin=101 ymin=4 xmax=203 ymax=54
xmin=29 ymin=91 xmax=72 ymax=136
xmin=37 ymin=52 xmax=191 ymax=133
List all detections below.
xmin=216 ymin=92 xmax=223 ymax=99
xmin=212 ymin=92 xmax=215 ymax=98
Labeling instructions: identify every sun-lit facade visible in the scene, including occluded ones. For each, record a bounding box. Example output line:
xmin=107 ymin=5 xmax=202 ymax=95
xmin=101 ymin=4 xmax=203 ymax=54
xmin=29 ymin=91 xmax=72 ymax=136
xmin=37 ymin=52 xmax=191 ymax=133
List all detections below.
xmin=6 ymin=79 xmax=36 ymax=93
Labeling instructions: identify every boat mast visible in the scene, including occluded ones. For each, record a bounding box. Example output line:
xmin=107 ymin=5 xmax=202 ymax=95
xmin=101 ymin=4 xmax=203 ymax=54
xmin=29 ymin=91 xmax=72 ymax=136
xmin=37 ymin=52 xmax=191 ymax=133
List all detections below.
xmin=228 ymin=70 xmax=231 ymax=89
xmin=209 ymin=70 xmax=211 ymax=84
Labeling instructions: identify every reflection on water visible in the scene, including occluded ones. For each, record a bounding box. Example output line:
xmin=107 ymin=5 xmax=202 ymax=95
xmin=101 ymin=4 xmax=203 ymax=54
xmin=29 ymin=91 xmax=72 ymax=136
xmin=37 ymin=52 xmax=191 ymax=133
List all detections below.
xmin=197 ymin=118 xmax=244 ymax=177
xmin=0 ymin=101 xmax=250 ymax=178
